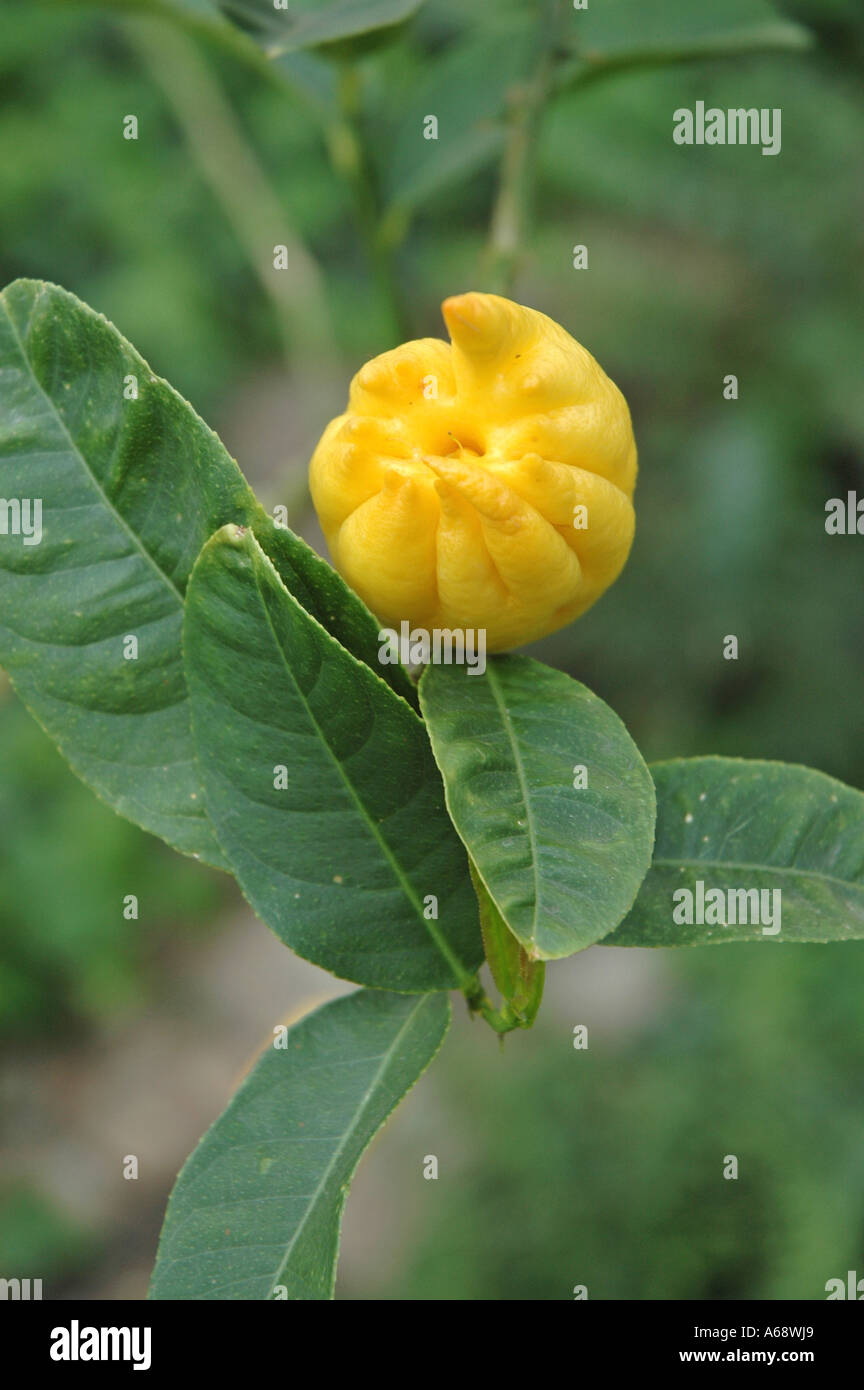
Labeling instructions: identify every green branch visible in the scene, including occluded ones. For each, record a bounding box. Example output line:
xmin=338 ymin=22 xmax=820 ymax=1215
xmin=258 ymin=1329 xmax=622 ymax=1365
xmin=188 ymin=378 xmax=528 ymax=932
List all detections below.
xmin=482 ymin=9 xmax=811 ymax=297
xmin=482 ymin=0 xmax=566 ymax=297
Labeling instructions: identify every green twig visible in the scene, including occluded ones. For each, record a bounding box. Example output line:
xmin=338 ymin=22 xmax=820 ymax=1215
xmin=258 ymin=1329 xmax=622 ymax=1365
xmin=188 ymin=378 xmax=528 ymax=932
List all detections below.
xmin=463 ymin=976 xmax=527 ymax=1037
xmin=326 ymin=62 xmax=409 ymax=343
xmin=483 ymin=9 xmax=809 ymax=298
xmin=483 ymin=1 xmax=564 ymax=296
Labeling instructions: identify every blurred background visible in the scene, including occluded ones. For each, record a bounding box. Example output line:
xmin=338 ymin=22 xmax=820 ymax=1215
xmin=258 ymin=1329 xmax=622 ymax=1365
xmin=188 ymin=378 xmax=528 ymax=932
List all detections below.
xmin=1 ymin=0 xmax=863 ymax=1299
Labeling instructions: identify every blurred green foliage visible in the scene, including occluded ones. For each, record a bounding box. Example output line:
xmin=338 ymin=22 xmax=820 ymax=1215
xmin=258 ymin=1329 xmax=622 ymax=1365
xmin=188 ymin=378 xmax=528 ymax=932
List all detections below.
xmin=375 ymin=941 xmax=864 ymax=1301
xmin=0 ymin=1185 xmax=91 ymax=1285
xmin=531 ymin=44 xmax=864 ymax=789
xmin=0 ymin=687 xmax=222 ymax=1034
xmin=1 ymin=0 xmax=863 ymax=1299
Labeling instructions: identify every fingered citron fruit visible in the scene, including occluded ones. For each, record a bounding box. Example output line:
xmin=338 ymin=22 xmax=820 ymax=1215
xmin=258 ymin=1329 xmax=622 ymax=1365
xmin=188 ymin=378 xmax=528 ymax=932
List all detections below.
xmin=309 ymin=292 xmax=637 ymax=651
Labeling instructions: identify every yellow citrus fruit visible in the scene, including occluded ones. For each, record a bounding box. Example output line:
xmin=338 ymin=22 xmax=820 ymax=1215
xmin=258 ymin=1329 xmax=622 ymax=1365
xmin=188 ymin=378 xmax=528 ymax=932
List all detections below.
xmin=309 ymin=292 xmax=637 ymax=651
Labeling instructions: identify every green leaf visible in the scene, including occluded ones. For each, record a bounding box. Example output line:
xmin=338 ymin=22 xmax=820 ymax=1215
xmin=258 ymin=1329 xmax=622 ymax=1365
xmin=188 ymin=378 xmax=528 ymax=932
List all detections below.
xmin=382 ymin=25 xmax=537 ymax=212
xmin=262 ymin=523 xmax=419 ymax=712
xmin=219 ymin=0 xmax=425 ymax=57
xmin=0 ymin=279 xmax=415 ymax=865
xmin=183 ymin=525 xmax=483 ymax=991
xmin=566 ymin=0 xmax=811 ymax=64
xmin=609 ymin=758 xmax=864 ymax=946
xmin=0 ymin=278 xmax=256 ymax=866
xmin=149 ymin=987 xmax=449 ymax=1300
xmin=84 ymin=1 xmax=341 ymax=106
xmin=419 ymin=657 xmax=656 ymax=960
xmin=385 ymin=123 xmax=505 ymax=221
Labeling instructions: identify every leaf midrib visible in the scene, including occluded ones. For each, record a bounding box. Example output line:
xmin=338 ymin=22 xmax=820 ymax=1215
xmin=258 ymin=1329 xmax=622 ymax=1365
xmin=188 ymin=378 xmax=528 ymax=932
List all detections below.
xmin=484 ymin=662 xmax=541 ymax=943
xmin=250 ymin=544 xmax=473 ymax=988
xmin=652 ymin=855 xmax=864 ymax=892
xmin=266 ymin=996 xmax=429 ymax=1298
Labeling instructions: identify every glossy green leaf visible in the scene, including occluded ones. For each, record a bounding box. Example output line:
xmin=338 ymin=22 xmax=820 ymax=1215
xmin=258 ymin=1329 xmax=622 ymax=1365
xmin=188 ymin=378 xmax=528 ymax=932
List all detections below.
xmin=220 ymin=0 xmax=425 ymax=56
xmin=0 ymin=278 xmax=256 ymax=866
xmin=419 ymin=657 xmax=656 ymax=960
xmin=262 ymin=524 xmax=418 ymax=712
xmin=0 ymin=279 xmax=415 ymax=865
xmin=183 ymin=526 xmax=483 ymax=990
xmin=150 ymin=987 xmax=449 ymax=1300
xmin=609 ymin=758 xmax=864 ymax=946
